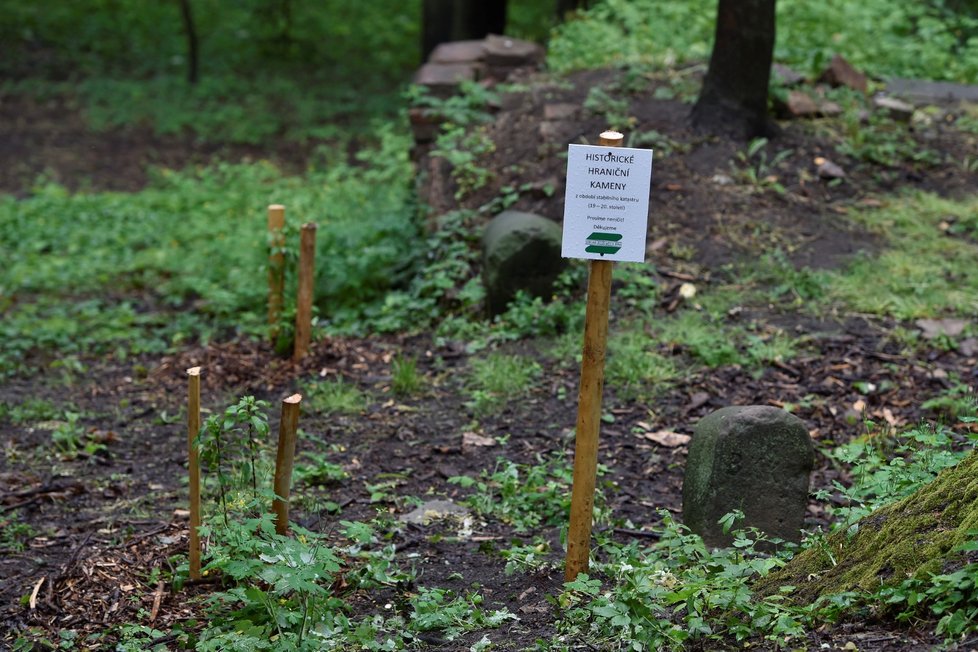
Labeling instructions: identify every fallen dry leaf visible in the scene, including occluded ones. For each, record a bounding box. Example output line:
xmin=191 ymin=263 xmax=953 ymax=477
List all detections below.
xmin=462 ymin=431 xmax=496 ymax=448
xmin=881 ymin=407 xmax=898 ymax=426
xmin=640 ymin=430 xmax=691 ymax=448
xmin=916 ymin=318 xmax=968 ymax=339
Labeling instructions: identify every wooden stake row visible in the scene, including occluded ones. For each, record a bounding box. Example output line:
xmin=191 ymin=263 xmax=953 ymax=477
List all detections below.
xmin=186 ymin=369 xmax=303 ymax=579
xmin=266 ymin=205 xmax=318 ymax=361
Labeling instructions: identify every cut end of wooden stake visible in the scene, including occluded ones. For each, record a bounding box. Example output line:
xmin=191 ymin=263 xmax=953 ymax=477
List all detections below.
xmin=268 ymin=204 xmax=285 ymax=211
xmin=301 ymin=222 xmax=318 ymax=231
xmin=186 ymin=366 xmax=201 ymax=376
xmin=284 ymin=393 xmax=302 ymax=404
xmin=599 ymin=130 xmax=624 ymax=145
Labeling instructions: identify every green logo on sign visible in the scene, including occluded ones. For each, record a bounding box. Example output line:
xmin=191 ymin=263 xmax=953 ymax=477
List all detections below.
xmin=584 ymin=232 xmax=622 ymax=256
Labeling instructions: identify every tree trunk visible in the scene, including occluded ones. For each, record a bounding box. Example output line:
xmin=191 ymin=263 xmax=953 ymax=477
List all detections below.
xmin=422 ymin=0 xmax=507 ymax=60
xmin=691 ymin=0 xmax=777 ymax=140
xmin=177 ymin=0 xmax=199 ymax=85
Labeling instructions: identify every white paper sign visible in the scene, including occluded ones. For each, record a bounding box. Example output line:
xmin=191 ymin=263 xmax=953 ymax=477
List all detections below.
xmin=561 ymin=144 xmax=653 ymax=262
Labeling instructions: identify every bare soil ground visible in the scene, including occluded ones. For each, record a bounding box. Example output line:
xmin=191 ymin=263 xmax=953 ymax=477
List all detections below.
xmin=2 ymin=69 xmax=978 ymax=650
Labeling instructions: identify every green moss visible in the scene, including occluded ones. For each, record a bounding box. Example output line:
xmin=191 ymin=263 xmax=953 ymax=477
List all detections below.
xmin=757 ymin=451 xmax=978 ymax=603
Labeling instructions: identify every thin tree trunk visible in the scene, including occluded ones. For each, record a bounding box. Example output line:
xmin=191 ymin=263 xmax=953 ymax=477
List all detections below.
xmin=177 ymin=0 xmax=199 ymax=84
xmin=691 ymin=0 xmax=777 ymax=140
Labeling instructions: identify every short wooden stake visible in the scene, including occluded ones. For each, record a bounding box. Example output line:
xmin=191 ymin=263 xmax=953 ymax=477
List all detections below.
xmin=293 ymin=223 xmax=317 ymax=361
xmin=267 ymin=204 xmax=286 ymax=343
xmin=273 ymin=393 xmax=302 ymax=536
xmin=565 ymin=130 xmax=624 ymax=582
xmin=186 ymin=366 xmax=202 ymax=580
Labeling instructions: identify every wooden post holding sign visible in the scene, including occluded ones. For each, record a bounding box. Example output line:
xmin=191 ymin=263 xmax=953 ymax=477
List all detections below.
xmin=267 ymin=204 xmax=286 ymax=343
xmin=562 ymin=131 xmax=654 ymax=581
xmin=294 ymin=223 xmax=317 ymax=361
xmin=273 ymin=393 xmax=303 ymax=536
xmin=186 ymin=367 xmax=203 ymax=580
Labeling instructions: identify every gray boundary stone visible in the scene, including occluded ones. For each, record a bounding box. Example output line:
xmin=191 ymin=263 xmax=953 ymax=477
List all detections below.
xmin=482 ymin=211 xmax=565 ymax=316
xmin=682 ymin=406 xmax=814 ymax=547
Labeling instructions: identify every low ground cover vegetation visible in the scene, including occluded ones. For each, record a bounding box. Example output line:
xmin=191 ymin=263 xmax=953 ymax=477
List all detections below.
xmin=2 ymin=0 xmax=978 ymax=650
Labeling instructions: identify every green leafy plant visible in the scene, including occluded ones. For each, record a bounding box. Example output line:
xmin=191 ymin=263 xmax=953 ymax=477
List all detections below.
xmin=50 ymin=411 xmax=105 ymax=459
xmin=837 ymin=101 xmax=941 ymax=167
xmin=815 ymin=423 xmax=970 ymax=528
xmin=450 ymin=454 xmax=599 ymax=533
xmin=921 ymin=381 xmax=977 ymax=420
xmin=196 ymin=396 xmax=271 ymax=526
xmin=553 ymin=513 xmax=808 ymax=651
xmin=750 ymin=249 xmax=827 ymax=304
xmin=500 ymin=538 xmax=555 ymax=575
xmin=431 ymin=125 xmax=497 ymax=200
xmin=293 ymin=450 xmax=349 ymax=487
xmin=583 ymin=86 xmax=635 ymax=132
xmin=0 ymin=512 xmax=36 ymax=553
xmin=406 ymin=80 xmax=502 ymax=127
xmin=0 ymin=398 xmax=62 ymax=424
xmin=733 ymin=137 xmax=793 ymax=194
xmin=656 ymin=311 xmax=744 ymax=368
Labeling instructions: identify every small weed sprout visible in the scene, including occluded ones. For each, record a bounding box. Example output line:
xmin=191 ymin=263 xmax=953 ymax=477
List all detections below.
xmin=583 ymin=85 xmax=635 ymax=132
xmin=390 ymin=354 xmax=422 ymax=396
xmin=733 ymin=137 xmax=793 ymax=193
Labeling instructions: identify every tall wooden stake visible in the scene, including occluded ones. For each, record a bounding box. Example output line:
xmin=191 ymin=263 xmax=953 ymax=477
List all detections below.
xmin=186 ymin=366 xmax=202 ymax=580
xmin=565 ymin=130 xmax=624 ymax=582
xmin=273 ymin=394 xmax=303 ymax=536
xmin=267 ymin=204 xmax=286 ymax=343
xmin=293 ymin=223 xmax=317 ymax=361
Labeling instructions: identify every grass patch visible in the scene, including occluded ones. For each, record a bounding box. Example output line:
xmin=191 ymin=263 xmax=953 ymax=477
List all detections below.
xmin=826 ymin=193 xmax=978 ymax=319
xmin=1 ymin=1 xmax=421 ymax=142
xmin=548 ymin=0 xmax=978 ymax=82
xmin=0 ymin=129 xmax=419 ymax=375
xmin=605 ymin=327 xmax=679 ymax=402
xmin=302 ymin=378 xmax=367 ymax=416
xmin=466 ymin=352 xmax=542 ymax=417
xmin=390 ymin=355 xmax=423 ymax=397
xmin=656 ymin=311 xmax=745 ymax=368
xmin=450 ymin=453 xmax=595 ymax=533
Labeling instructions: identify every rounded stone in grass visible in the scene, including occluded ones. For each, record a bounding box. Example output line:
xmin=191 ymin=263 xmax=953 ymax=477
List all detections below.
xmin=682 ymin=405 xmax=813 ymax=547
xmin=482 ymin=210 xmax=565 ymax=316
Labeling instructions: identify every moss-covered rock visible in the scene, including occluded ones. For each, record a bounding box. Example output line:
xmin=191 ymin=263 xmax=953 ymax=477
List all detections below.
xmin=756 ymin=450 xmax=978 ymax=604
xmin=482 ymin=210 xmax=565 ymax=316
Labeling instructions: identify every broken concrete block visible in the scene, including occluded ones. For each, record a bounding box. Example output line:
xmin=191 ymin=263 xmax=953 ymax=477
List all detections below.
xmin=818 ymin=54 xmax=868 ymax=93
xmin=873 ymin=95 xmax=915 ymax=122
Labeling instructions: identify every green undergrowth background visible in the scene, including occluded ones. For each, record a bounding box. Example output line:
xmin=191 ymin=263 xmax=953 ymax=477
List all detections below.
xmin=2 ymin=0 xmax=978 ymax=375
xmin=549 ymin=0 xmax=978 ymax=82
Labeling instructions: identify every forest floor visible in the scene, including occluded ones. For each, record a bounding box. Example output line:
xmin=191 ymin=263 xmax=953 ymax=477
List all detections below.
xmin=2 ymin=66 xmax=978 ymax=650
